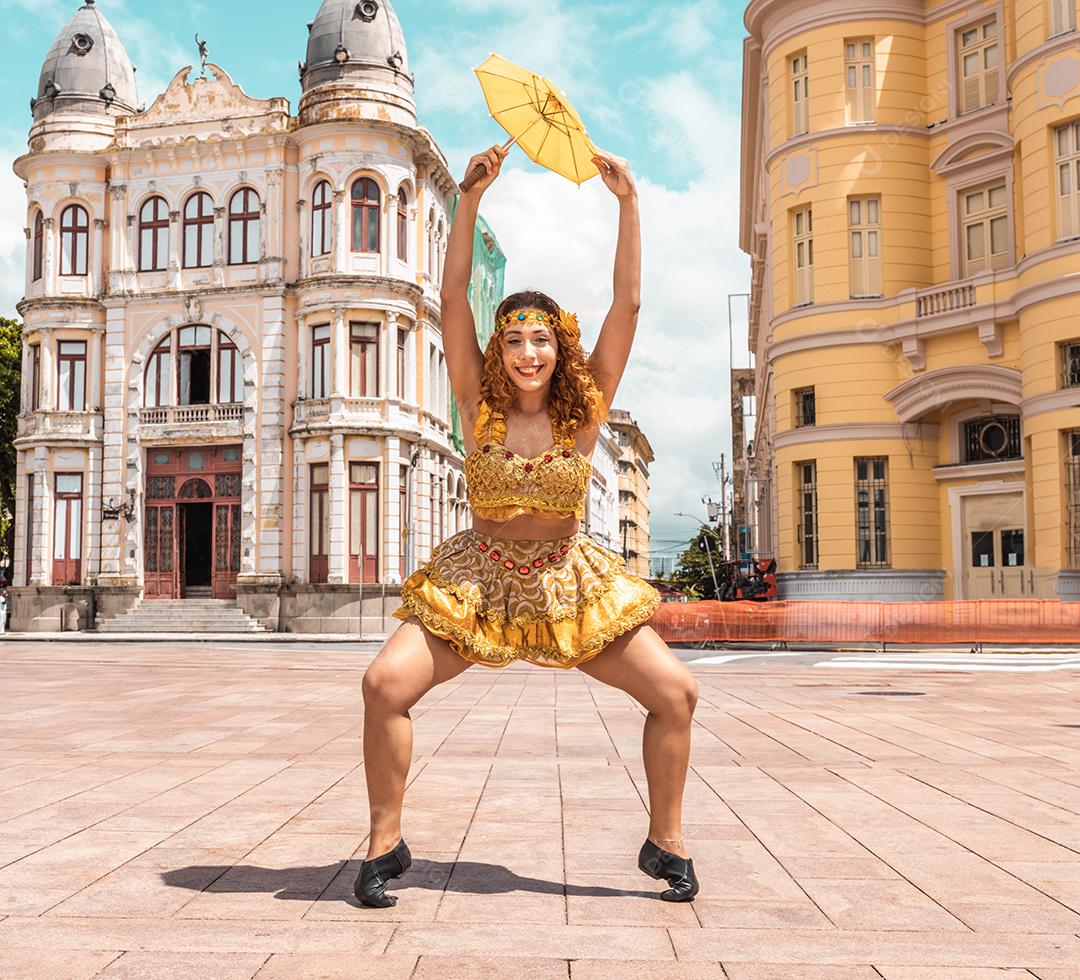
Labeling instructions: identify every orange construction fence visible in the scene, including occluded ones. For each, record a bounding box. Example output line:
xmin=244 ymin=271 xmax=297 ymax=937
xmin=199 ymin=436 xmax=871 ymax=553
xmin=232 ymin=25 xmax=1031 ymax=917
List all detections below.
xmin=649 ymin=600 xmax=1080 ymax=645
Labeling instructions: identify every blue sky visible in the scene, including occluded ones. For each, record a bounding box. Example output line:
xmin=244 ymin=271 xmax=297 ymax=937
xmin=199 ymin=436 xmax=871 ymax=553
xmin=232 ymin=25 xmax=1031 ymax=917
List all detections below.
xmin=0 ymin=0 xmax=752 ymax=569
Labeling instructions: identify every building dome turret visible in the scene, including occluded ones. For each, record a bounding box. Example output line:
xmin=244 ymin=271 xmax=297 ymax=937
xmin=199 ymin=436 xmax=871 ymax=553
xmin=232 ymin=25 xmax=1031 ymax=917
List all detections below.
xmin=33 ymin=0 xmax=138 ymax=122
xmin=298 ymin=0 xmax=415 ymax=126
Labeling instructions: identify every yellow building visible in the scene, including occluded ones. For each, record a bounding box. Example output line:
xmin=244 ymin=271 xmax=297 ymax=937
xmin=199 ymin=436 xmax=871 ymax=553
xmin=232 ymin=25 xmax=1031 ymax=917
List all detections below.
xmin=607 ymin=409 xmax=654 ymax=579
xmin=740 ymin=0 xmax=1080 ymax=601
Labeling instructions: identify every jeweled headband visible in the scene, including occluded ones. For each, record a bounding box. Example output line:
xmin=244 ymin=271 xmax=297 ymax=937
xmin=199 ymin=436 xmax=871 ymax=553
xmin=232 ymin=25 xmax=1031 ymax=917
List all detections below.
xmin=495 ymin=307 xmax=581 ymax=343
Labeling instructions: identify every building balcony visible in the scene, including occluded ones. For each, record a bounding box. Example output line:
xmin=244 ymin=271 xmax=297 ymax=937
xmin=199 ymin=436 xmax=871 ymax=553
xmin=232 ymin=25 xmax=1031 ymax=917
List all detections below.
xmin=290 ymin=396 xmax=423 ymax=436
xmin=136 ymin=403 xmax=245 ymax=442
xmin=915 ymin=281 xmax=977 ymax=318
xmin=15 ymin=410 xmax=103 ymax=444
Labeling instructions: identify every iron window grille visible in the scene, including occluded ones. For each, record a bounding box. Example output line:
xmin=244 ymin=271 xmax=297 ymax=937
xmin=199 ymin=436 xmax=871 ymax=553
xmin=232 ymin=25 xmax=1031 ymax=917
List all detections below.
xmin=796 ymin=460 xmax=819 ymax=569
xmin=1064 ymin=341 xmax=1080 ymax=388
xmin=964 ymin=415 xmax=1021 ymax=463
xmin=794 ymin=386 xmax=816 ymax=427
xmin=855 ymin=456 xmax=890 ymax=567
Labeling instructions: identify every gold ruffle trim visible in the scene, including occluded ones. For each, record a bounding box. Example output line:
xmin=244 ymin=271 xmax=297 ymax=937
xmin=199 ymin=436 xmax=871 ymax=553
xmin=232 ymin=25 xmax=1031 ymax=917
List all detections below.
xmin=394 ymin=584 xmax=662 ymax=669
xmin=469 ymin=496 xmax=584 ymax=521
xmin=421 ymin=557 xmax=625 ymax=627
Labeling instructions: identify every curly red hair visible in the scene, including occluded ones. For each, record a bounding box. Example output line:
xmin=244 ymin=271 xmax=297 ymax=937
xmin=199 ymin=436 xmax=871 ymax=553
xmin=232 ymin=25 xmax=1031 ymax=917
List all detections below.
xmin=479 ymin=290 xmax=608 ymax=439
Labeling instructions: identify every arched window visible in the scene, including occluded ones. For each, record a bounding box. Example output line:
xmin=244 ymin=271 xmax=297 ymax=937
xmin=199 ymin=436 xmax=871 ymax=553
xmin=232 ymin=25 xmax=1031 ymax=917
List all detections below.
xmin=138 ymin=196 xmax=169 ymax=272
xmin=145 ymin=336 xmax=171 ymax=408
xmin=396 ymin=188 xmax=408 ymax=261
xmin=32 ymin=210 xmax=43 ymax=281
xmin=217 ymin=330 xmax=243 ymax=404
xmin=228 ymin=188 xmax=261 ymax=265
xmin=311 ymin=180 xmax=332 ymax=257
xmin=183 ymin=192 xmax=213 ymax=269
xmin=59 ymin=204 xmax=89 ymax=277
xmin=350 ymin=177 xmax=380 ymax=253
xmin=144 ymin=327 xmax=244 ymax=408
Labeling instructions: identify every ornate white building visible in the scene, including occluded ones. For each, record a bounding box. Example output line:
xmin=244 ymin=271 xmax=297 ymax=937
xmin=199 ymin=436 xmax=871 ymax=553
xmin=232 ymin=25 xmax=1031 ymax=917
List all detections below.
xmin=11 ymin=0 xmax=465 ymax=633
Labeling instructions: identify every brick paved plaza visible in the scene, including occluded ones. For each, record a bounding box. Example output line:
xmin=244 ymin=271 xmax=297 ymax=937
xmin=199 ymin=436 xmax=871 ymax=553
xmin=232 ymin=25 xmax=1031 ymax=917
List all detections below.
xmin=1 ymin=641 xmax=1080 ymax=978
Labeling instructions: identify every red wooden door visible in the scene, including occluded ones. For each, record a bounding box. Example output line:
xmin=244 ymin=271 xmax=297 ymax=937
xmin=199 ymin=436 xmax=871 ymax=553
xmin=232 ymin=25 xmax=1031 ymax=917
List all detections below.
xmin=144 ymin=504 xmax=176 ymax=598
xmin=213 ymin=503 xmax=241 ymax=598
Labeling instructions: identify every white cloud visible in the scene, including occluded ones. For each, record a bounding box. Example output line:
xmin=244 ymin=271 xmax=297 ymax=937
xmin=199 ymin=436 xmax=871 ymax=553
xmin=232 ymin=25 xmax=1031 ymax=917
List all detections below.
xmin=0 ymin=140 xmax=27 ymax=319
xmin=469 ymin=66 xmax=751 ymax=560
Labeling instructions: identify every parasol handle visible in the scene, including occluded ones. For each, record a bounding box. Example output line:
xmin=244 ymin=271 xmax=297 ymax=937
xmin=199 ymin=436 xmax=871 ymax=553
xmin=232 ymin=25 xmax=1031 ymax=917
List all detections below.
xmin=459 ymin=134 xmax=519 ymax=193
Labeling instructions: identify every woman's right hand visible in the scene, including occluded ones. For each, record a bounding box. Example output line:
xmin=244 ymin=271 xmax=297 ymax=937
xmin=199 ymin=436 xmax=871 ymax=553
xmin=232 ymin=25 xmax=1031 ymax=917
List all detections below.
xmin=463 ymin=145 xmax=507 ymax=196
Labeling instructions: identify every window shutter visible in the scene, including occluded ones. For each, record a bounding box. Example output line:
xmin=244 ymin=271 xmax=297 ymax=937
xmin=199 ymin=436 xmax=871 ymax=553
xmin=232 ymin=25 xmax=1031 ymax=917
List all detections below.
xmin=850 ymin=230 xmax=864 ymax=296
xmin=984 ymin=51 xmax=999 ymax=105
xmin=867 ymin=229 xmax=882 ymax=296
xmin=962 ymin=72 xmax=981 ymax=114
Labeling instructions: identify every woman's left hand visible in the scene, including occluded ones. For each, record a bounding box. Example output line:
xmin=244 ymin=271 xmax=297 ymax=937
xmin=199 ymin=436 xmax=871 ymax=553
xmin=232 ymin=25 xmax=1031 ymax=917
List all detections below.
xmin=591 ymin=148 xmax=637 ymax=199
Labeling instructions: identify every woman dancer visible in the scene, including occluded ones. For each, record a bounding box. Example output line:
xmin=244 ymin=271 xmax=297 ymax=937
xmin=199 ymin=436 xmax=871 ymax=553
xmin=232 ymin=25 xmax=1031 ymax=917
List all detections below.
xmin=355 ymin=143 xmax=700 ymax=908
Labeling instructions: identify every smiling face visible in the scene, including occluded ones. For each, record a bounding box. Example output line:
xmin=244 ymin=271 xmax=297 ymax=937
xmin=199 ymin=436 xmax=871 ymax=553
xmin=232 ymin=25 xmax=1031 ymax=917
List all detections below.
xmin=500 ymin=313 xmax=559 ymax=392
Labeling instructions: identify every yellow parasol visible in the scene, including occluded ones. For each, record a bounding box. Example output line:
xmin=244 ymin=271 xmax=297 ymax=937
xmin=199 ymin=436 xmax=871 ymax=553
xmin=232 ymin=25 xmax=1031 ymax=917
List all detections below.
xmin=460 ymin=52 xmax=601 ymax=192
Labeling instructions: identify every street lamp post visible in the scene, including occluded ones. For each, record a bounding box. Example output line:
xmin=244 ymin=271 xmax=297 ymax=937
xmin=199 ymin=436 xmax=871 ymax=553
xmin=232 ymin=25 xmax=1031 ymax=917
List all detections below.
xmin=676 ymin=511 xmax=722 ymax=601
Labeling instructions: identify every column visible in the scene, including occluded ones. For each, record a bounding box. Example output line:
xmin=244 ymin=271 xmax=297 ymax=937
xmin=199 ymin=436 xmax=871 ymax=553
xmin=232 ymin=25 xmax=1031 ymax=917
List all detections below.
xmin=296 ymin=312 xmax=308 ymax=401
xmin=29 ymin=449 xmax=47 ymax=586
xmin=85 ymin=442 xmax=103 ymax=581
xmin=213 ymin=206 xmax=226 ymax=286
xmin=383 ymin=435 xmax=400 ymax=585
xmin=257 ymin=294 xmax=287 ymax=579
xmin=39 ymin=327 xmax=54 ymax=411
xmin=90 ymin=327 xmax=103 ymax=412
xmin=382 ymin=313 xmax=396 ymax=399
xmin=96 ymin=303 xmax=128 ymax=581
xmin=43 ymin=218 xmax=55 ymax=293
xmin=297 ymin=199 xmax=308 ymax=280
xmin=292 ymin=438 xmax=307 ymax=583
xmin=167 ymin=210 xmax=180 ymax=289
xmin=330 ymin=307 xmax=347 ymax=399
xmin=333 ymin=190 xmax=348 ymax=274
xmin=91 ymin=218 xmax=105 ymax=296
xmin=328 ymin=433 xmax=347 ymax=584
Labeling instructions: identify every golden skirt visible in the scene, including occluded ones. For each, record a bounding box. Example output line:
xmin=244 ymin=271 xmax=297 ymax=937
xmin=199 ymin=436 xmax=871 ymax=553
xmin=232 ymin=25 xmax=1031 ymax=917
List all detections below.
xmin=392 ymin=527 xmax=661 ymax=669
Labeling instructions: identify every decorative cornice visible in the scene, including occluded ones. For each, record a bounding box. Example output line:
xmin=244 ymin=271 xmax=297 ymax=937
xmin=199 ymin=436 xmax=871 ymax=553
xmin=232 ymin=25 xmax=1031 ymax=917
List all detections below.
xmin=932 ymin=458 xmax=1025 ymax=481
xmin=884 ymin=364 xmax=1022 ymax=422
xmin=930 ymin=130 xmax=1014 ymax=175
xmin=773 ymin=421 xmax=939 ymax=450
xmin=767 ymin=244 xmax=1080 ymax=362
xmin=1021 ymin=387 xmax=1080 ymax=420
xmin=1006 ymin=29 xmax=1080 ymax=93
xmin=765 ymin=123 xmax=928 ymax=172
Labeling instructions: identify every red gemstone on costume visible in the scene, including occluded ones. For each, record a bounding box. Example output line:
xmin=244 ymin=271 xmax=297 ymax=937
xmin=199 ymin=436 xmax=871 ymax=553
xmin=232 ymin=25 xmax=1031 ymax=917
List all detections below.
xmin=518 ymin=565 xmax=529 ymax=575
xmin=503 ymin=559 xmax=515 ymax=569
xmin=478 ymin=542 xmax=489 ymax=552
xmin=505 ymin=451 xmax=514 ymax=460
xmin=524 ymin=462 xmax=533 ymax=472
xmin=560 ymin=544 xmax=570 ymax=554
xmin=533 ymin=558 xmax=544 ymax=567
xmin=561 ymin=450 xmax=571 ymax=458
xmin=544 ymin=454 xmax=552 ymax=462
xmin=548 ymin=552 xmax=559 ymax=562
xmin=482 ymin=445 xmax=491 ymax=453
xmin=490 ymin=550 xmax=500 ymax=560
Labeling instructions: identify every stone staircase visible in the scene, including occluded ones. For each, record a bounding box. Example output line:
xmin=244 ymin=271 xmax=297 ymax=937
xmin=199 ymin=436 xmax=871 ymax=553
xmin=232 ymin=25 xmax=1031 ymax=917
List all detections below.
xmin=97 ymin=598 xmax=269 ymax=633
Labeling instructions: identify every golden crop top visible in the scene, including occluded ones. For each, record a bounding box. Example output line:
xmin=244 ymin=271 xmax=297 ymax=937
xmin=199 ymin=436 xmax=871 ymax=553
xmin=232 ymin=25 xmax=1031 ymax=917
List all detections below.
xmin=464 ymin=400 xmax=592 ymax=521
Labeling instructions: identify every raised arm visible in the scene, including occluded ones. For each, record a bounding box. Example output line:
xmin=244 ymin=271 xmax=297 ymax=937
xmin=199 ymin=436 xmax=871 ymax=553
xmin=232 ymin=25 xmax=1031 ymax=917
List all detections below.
xmin=585 ymin=149 xmax=641 ymax=411
xmin=440 ymin=145 xmax=508 ymax=417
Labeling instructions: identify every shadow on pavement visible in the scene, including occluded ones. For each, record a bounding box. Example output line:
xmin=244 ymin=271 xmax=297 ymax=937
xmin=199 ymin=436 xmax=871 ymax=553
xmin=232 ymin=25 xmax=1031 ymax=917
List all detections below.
xmin=162 ymin=858 xmax=656 ymax=902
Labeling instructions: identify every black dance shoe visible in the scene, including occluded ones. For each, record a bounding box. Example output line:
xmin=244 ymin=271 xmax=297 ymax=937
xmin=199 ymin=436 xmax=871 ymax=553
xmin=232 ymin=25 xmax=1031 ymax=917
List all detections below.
xmin=638 ymin=838 xmax=700 ymax=902
xmin=354 ymin=838 xmax=412 ymax=908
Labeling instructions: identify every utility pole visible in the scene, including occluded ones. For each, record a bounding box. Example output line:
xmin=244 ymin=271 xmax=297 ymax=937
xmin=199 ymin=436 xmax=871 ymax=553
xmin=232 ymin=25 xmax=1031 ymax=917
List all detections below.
xmin=710 ymin=460 xmax=732 ymax=560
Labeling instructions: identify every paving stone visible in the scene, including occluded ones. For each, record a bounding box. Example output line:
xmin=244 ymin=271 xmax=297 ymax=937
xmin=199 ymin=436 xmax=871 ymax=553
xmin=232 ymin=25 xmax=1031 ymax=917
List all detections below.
xmin=4 ymin=641 xmax=1080 ymax=974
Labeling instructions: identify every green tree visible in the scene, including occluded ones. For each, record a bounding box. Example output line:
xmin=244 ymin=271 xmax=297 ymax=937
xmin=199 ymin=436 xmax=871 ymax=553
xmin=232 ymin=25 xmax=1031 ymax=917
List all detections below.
xmin=0 ymin=317 xmax=21 ymax=578
xmin=671 ymin=527 xmax=723 ymax=600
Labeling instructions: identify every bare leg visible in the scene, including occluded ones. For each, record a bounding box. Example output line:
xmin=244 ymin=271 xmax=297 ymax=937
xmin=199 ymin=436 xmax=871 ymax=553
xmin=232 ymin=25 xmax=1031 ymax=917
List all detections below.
xmin=362 ymin=616 xmax=472 ymax=860
xmin=576 ymin=623 xmax=699 ymax=858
